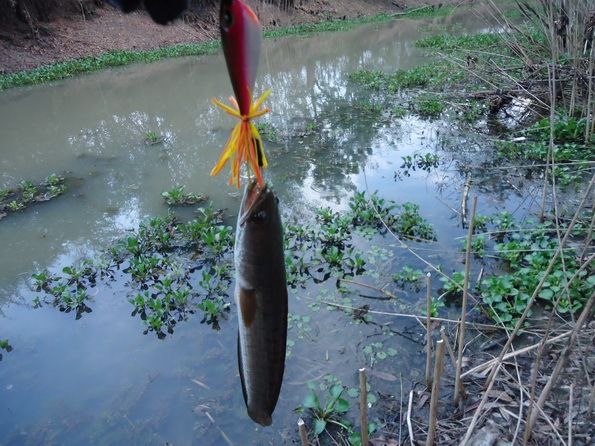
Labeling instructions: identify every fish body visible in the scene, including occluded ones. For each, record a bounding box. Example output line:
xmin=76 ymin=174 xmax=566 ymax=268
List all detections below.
xmin=220 ymin=0 xmax=262 ymax=115
xmin=234 ymin=181 xmax=288 ymax=426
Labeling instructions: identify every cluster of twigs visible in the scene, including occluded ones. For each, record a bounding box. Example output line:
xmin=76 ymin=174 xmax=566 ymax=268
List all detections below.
xmin=361 ymin=189 xmax=593 ymax=444
xmin=385 ymin=0 xmax=595 ymax=435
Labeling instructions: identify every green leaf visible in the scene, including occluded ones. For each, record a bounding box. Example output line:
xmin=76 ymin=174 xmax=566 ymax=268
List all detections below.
xmin=329 ymin=384 xmax=343 ymax=399
xmin=313 ymin=418 xmax=327 ymax=436
xmin=377 ymin=351 xmax=387 ymax=360
xmin=335 ymin=397 xmax=350 ymax=413
xmin=386 ymin=347 xmax=398 ymax=356
xmin=347 ymin=387 xmax=359 ymax=398
xmin=302 ymin=393 xmax=319 ymax=409
xmin=538 ymin=289 xmax=554 ymax=300
xmin=348 ymin=432 xmax=362 ymax=446
xmin=367 ymin=393 xmax=377 ymax=404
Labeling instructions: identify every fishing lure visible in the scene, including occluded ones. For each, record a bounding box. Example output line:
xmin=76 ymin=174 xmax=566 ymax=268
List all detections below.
xmin=211 ymin=0 xmax=271 ymax=188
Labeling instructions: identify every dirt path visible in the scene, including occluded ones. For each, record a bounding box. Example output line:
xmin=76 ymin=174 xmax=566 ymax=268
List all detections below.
xmin=0 ymin=0 xmax=423 ymax=74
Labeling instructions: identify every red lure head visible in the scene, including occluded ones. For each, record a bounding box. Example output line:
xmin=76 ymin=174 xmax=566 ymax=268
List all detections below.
xmin=220 ymin=0 xmax=262 ymax=115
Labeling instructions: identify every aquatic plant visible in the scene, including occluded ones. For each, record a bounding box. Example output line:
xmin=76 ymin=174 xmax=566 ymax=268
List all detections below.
xmin=399 ymin=153 xmax=440 ymax=177
xmin=393 ymin=265 xmax=425 ymax=288
xmin=440 ymin=211 xmax=594 ymax=328
xmin=145 ymin=131 xmax=163 ymax=145
xmin=415 ymin=33 xmax=502 ymax=51
xmin=0 ymin=174 xmax=67 ymax=219
xmin=0 ymin=339 xmax=13 ymax=361
xmin=161 ymin=186 xmax=208 ymax=206
xmin=362 ymin=341 xmax=398 ymax=367
xmin=298 ymin=383 xmax=351 ymax=435
xmin=255 ymin=122 xmax=282 ymax=143
xmin=197 ymin=295 xmax=230 ymax=331
xmin=414 ymin=95 xmax=445 ymax=118
xmin=0 ymin=42 xmax=221 ymax=90
xmin=296 ymin=376 xmax=377 ymax=445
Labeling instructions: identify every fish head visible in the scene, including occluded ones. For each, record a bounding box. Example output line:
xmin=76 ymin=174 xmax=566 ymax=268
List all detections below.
xmin=238 ymin=181 xmax=276 ymax=228
xmin=220 ymin=0 xmax=262 ymax=115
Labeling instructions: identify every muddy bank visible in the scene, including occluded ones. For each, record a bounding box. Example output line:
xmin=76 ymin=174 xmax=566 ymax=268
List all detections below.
xmin=0 ymin=0 xmax=435 ymax=75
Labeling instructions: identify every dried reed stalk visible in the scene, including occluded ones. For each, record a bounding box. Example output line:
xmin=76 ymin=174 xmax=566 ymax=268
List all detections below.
xmin=427 ymin=339 xmax=445 ymax=446
xmin=454 ymin=196 xmax=477 ymax=404
xmin=524 ymin=291 xmax=595 ymax=438
xmin=298 ymin=418 xmax=309 ymax=446
xmin=440 ymin=326 xmax=457 ymax=371
xmin=359 ymin=368 xmax=369 ymax=446
xmin=426 ymin=273 xmax=433 ymax=388
xmin=461 ymin=174 xmax=594 ymax=446
xmin=407 ymin=390 xmax=415 ymax=446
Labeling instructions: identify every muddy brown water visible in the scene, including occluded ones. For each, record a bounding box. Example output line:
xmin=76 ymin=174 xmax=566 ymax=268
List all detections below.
xmin=0 ymin=10 xmax=527 ymax=445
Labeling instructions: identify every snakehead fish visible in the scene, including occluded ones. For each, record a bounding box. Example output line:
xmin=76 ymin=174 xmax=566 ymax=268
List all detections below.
xmin=234 ymin=180 xmax=288 ymax=426
xmin=211 ymin=0 xmax=272 ymax=188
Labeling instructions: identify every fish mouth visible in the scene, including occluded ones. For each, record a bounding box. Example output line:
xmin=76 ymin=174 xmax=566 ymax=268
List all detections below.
xmin=238 ymin=180 xmax=268 ymax=226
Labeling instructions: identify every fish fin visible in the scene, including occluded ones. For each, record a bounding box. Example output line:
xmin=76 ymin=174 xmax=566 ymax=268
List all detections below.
xmin=237 ymin=331 xmax=249 ymax=406
xmin=239 ymin=288 xmax=257 ymax=328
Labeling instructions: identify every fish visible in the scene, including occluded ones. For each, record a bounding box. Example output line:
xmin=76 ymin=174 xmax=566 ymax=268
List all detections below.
xmin=234 ymin=180 xmax=288 ymax=426
xmin=211 ymin=0 xmax=272 ymax=188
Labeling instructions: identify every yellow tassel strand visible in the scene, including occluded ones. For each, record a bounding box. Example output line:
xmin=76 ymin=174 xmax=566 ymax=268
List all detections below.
xmin=211 ymin=89 xmax=272 ymax=188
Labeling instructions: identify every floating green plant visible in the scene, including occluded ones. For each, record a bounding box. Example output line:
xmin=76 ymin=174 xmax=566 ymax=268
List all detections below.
xmin=296 ymin=376 xmax=377 ymax=444
xmin=0 ymin=174 xmax=66 ymax=219
xmin=0 ymin=339 xmax=13 ymax=361
xmin=362 ymin=341 xmax=398 ymax=367
xmin=161 ymin=186 xmax=208 ymax=206
xmin=145 ymin=131 xmax=163 ymax=145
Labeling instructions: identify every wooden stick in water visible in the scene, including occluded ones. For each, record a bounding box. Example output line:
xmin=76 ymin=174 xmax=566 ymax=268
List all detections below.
xmin=407 ymin=389 xmax=415 ymax=446
xmin=454 ymin=195 xmax=477 ymax=404
xmin=425 ymin=272 xmax=433 ymax=388
xmin=359 ymin=368 xmax=369 ymax=446
xmin=298 ymin=418 xmax=309 ymax=446
xmin=440 ymin=326 xmax=457 ymax=371
xmin=427 ymin=340 xmax=445 ymax=446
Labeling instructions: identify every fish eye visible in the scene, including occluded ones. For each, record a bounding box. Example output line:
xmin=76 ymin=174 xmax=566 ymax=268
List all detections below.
xmin=221 ymin=8 xmax=233 ymax=30
xmin=251 ymin=210 xmax=268 ymax=224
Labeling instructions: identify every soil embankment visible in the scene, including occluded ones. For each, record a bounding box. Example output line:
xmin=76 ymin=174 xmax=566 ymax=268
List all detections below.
xmin=0 ymin=0 xmax=427 ymax=75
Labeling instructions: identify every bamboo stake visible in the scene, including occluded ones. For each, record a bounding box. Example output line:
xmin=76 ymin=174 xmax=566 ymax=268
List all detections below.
xmin=298 ymin=418 xmax=309 ymax=446
xmin=454 ymin=196 xmax=477 ymax=404
xmin=359 ymin=368 xmax=369 ymax=446
xmin=407 ymin=390 xmax=415 ymax=446
xmin=427 ymin=340 xmax=445 ymax=446
xmin=440 ymin=326 xmax=457 ymax=371
xmin=568 ymin=383 xmax=573 ymax=446
xmin=425 ymin=273 xmax=433 ymax=388
xmin=461 ymin=171 xmax=472 ymax=227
